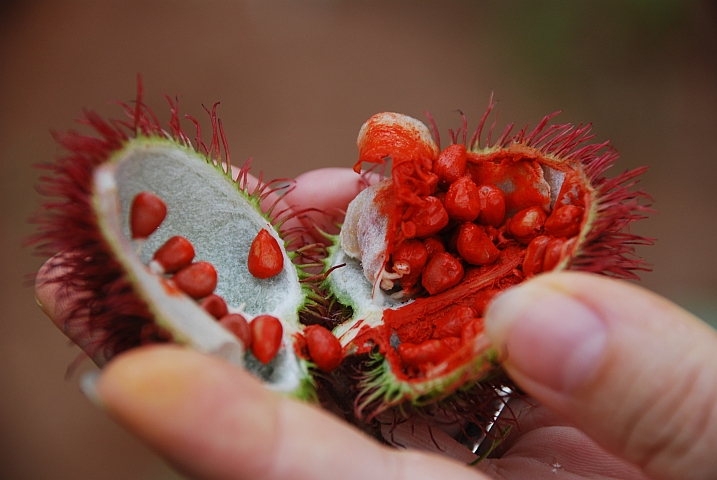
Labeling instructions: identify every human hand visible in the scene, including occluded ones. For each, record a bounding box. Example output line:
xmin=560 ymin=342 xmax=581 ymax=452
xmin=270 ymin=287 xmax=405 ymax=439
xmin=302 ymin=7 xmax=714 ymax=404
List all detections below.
xmin=36 ymin=168 xmax=717 ymax=480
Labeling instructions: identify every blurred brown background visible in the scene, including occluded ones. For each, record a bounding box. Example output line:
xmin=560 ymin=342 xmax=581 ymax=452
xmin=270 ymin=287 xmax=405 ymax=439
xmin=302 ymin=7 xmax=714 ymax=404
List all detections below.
xmin=1 ymin=1 xmax=716 ymax=479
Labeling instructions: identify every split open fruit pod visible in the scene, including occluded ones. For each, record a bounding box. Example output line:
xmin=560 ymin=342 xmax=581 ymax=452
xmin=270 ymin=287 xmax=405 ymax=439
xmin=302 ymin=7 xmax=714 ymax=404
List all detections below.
xmin=322 ymin=106 xmax=652 ymax=433
xmin=33 ymin=87 xmax=651 ymax=452
xmin=32 ymin=90 xmax=326 ymax=400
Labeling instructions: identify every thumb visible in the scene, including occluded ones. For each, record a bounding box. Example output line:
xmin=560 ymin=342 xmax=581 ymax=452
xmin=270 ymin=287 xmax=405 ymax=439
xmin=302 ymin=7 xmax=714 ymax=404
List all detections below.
xmin=484 ymin=272 xmax=717 ymax=480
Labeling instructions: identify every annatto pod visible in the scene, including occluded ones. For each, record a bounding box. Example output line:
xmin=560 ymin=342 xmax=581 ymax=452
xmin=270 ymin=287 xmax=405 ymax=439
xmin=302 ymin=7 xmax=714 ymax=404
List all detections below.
xmin=321 ymin=98 xmax=652 ymax=445
xmin=32 ymin=83 xmax=328 ymax=400
xmin=33 ymin=85 xmax=652 ymax=458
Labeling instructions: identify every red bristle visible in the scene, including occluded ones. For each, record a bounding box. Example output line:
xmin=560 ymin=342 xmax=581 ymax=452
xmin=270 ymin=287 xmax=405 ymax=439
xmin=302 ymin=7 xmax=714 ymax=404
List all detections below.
xmin=469 ymin=90 xmax=494 ymax=150
xmin=423 ymin=110 xmax=441 ymax=151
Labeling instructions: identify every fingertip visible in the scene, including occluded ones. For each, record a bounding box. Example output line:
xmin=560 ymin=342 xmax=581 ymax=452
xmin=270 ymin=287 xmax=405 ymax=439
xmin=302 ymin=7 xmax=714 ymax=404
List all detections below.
xmin=288 ymin=168 xmax=380 ymax=237
xmin=96 ymin=345 xmax=280 ymax=479
xmin=485 ymin=274 xmax=608 ymax=394
xmin=35 ymin=254 xmax=75 ymax=327
xmin=93 ymin=345 xmax=488 ymax=480
xmin=485 ymin=272 xmax=717 ymax=480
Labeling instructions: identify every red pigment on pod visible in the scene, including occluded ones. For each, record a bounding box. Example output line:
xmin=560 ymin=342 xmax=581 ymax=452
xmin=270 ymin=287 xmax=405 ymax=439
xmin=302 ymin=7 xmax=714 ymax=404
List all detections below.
xmin=346 ymin=109 xmax=646 ymax=379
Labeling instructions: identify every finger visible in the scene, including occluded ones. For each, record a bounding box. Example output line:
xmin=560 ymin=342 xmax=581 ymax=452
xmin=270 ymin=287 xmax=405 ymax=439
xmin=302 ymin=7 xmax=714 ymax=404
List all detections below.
xmin=484 ymin=272 xmax=717 ymax=480
xmin=284 ymin=168 xmax=381 ymax=240
xmin=36 ymin=255 xmax=66 ymax=326
xmin=35 ymin=254 xmax=88 ymax=330
xmin=91 ymin=345 xmax=490 ymax=480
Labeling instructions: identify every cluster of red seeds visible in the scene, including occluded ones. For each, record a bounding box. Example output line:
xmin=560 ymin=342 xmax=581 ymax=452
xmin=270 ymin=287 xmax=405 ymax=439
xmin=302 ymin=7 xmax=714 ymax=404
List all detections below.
xmin=396 ymin=304 xmax=484 ymax=374
xmin=376 ymin=144 xmax=584 ymax=375
xmin=386 ymin=143 xmax=583 ymax=296
xmin=129 ymin=190 xmax=344 ymax=371
xmin=130 ymin=191 xmax=285 ymax=364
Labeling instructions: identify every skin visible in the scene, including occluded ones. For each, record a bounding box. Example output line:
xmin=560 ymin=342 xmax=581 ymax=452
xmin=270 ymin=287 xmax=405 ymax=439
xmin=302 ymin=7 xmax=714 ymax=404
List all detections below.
xmin=36 ymin=168 xmax=717 ymax=480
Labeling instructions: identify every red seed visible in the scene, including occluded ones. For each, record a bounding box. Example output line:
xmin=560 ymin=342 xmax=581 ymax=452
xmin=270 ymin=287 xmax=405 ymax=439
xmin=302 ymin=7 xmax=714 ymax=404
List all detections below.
xmin=304 ymin=325 xmax=343 ymax=372
xmin=219 ymin=313 xmax=252 ymax=348
xmin=461 ymin=318 xmax=485 ymax=345
xmin=434 ymin=144 xmax=467 ymax=185
xmin=441 ymin=337 xmax=461 ymax=352
xmin=422 ymin=237 xmax=446 ymax=259
xmin=130 ymin=191 xmax=167 ymax=239
xmin=402 ymin=196 xmax=449 ymax=238
xmin=172 ymin=262 xmax=218 ymax=299
xmin=200 ymin=294 xmax=229 ymax=319
xmin=543 ymin=237 xmax=568 ymax=271
xmin=544 ymin=204 xmax=584 ymax=238
xmin=484 ymin=225 xmax=500 ymax=243
xmin=456 ymin=223 xmax=500 ymax=265
xmin=152 ymin=235 xmax=195 ymax=273
xmin=397 ymin=339 xmax=452 ymax=368
xmin=433 ymin=305 xmax=478 ymax=339
xmin=444 ymin=176 xmax=481 ymax=222
xmin=247 ymin=229 xmax=284 ymax=279
xmin=477 ymin=185 xmax=506 ymax=227
xmin=508 ymin=206 xmax=548 ymax=244
xmin=523 ymin=235 xmax=550 ymax=276
xmin=391 ymin=239 xmax=428 ymax=291
xmin=251 ymin=315 xmax=283 ymax=364
xmin=421 ymin=252 xmax=464 ymax=295
xmin=473 ymin=288 xmax=500 ymax=316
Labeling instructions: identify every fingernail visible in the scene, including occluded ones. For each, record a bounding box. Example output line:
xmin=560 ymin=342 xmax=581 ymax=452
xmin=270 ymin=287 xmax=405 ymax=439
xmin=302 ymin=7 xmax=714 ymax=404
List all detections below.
xmin=485 ymin=282 xmax=607 ymax=393
xmin=79 ymin=370 xmax=105 ymax=408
